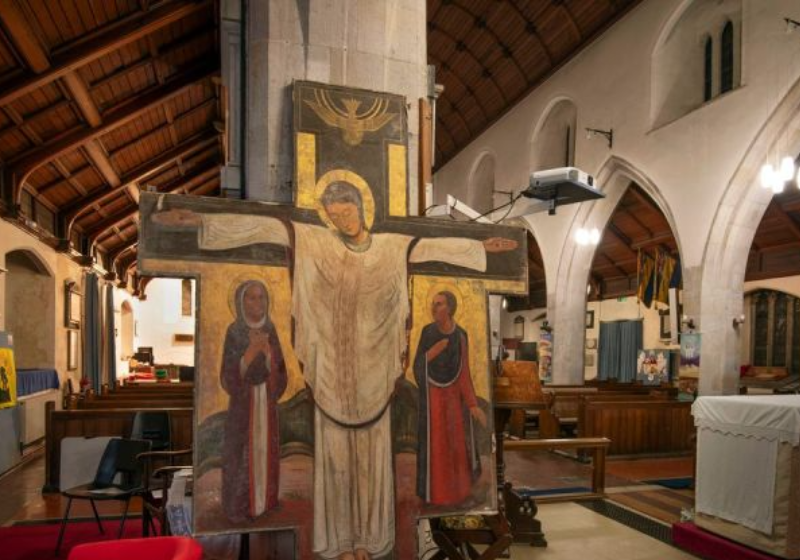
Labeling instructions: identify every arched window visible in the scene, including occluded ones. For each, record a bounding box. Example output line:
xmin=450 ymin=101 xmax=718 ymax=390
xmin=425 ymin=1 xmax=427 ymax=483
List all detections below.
xmin=720 ymin=21 xmax=734 ymax=94
xmin=703 ymin=36 xmax=713 ymax=102
xmin=749 ymin=290 xmax=800 ymax=375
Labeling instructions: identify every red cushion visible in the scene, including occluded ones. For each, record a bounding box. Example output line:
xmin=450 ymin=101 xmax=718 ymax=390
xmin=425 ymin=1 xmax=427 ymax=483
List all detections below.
xmin=67 ymin=537 xmax=202 ymax=560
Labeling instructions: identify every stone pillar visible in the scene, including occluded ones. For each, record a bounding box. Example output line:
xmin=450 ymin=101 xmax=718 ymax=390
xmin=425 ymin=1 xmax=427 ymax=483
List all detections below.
xmin=220 ymin=0 xmax=242 ymax=198
xmin=245 ymin=0 xmax=428 ymax=207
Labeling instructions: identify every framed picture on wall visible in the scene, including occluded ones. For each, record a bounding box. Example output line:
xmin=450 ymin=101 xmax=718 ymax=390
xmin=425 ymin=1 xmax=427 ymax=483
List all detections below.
xmin=65 ymin=281 xmax=81 ymax=329
xmin=67 ymin=330 xmax=78 ymax=371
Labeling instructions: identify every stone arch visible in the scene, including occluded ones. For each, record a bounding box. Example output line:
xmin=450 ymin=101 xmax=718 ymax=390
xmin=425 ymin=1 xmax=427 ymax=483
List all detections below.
xmin=529 ymin=96 xmax=577 ymax=173
xmin=4 ymin=248 xmax=56 ymax=369
xmin=466 ymin=150 xmax=496 ymax=214
xmin=697 ymin=73 xmax=800 ymax=395
xmin=550 ymin=156 xmax=681 ymax=384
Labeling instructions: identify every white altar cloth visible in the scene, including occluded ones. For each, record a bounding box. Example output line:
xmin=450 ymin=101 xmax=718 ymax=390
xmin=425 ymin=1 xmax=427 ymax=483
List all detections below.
xmin=693 ymin=395 xmax=800 ymax=535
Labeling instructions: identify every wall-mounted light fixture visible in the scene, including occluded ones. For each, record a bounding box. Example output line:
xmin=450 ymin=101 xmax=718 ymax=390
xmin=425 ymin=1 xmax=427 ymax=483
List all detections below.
xmin=514 ymin=316 xmax=525 ymax=339
xmin=681 ymin=315 xmax=696 ymax=331
xmin=585 ymin=127 xmax=613 ymax=149
xmin=540 ymin=320 xmax=553 ymax=333
xmin=732 ymin=314 xmax=746 ymax=329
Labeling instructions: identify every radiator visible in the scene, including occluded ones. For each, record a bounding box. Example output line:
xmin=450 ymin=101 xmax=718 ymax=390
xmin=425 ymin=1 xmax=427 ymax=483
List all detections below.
xmin=18 ymin=390 xmax=58 ymax=446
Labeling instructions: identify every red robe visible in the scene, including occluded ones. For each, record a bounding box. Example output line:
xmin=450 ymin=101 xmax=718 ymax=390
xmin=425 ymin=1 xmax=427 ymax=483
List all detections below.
xmin=220 ymin=318 xmax=287 ymax=523
xmin=415 ymin=323 xmax=481 ymax=506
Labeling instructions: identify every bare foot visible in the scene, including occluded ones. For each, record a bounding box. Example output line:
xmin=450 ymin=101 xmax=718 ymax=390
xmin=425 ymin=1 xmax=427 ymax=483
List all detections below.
xmin=355 ymin=549 xmax=371 ymax=560
xmin=338 ymin=552 xmax=355 ymax=560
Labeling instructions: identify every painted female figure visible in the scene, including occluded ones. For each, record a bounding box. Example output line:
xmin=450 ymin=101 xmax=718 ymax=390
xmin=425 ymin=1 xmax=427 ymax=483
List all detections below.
xmin=221 ymin=280 xmax=287 ymax=522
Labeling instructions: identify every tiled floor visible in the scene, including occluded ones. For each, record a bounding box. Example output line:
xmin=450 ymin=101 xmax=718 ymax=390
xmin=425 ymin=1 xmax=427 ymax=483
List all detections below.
xmin=1 ymin=446 xmax=697 ymax=558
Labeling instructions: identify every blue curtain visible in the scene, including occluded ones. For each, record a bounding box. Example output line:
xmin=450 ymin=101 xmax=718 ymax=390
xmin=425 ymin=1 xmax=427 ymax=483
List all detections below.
xmin=83 ymin=273 xmax=102 ymax=391
xmin=105 ymin=284 xmax=117 ymax=388
xmin=598 ymin=319 xmax=643 ymax=382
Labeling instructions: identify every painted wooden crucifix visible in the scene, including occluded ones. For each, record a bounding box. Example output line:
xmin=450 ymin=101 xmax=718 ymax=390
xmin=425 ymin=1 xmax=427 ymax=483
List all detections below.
xmin=139 ymin=81 xmax=527 ymax=560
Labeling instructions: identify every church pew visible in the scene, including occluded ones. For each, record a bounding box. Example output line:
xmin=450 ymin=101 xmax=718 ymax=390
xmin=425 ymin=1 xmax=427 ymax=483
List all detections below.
xmin=43 ymin=401 xmax=193 ymax=491
xmin=75 ymin=398 xmax=193 ymax=410
xmin=580 ymin=399 xmax=694 ymax=456
xmin=540 ymin=387 xmax=674 ymax=438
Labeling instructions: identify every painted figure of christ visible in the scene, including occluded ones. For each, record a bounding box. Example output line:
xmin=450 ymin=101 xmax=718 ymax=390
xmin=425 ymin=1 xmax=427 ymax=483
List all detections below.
xmin=154 ymin=181 xmax=516 ymax=560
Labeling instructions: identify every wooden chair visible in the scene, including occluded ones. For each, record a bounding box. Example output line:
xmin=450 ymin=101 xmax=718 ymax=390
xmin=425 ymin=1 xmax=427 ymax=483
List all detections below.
xmin=56 ymin=438 xmax=152 ymax=556
xmin=429 ymin=514 xmax=513 ymax=560
xmin=138 ymin=449 xmax=193 ymax=536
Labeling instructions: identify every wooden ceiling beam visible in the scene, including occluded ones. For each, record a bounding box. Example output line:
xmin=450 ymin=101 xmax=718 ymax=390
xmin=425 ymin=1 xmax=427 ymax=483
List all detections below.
xmin=593 ymin=252 xmax=631 ymax=278
xmin=767 ymin=199 xmax=800 ymax=243
xmin=0 ymin=2 xmax=49 ymax=72
xmin=88 ymin=25 xmax=214 ymax=92
xmin=63 ymin=129 xmax=218 ymax=231
xmin=0 ymin=0 xmax=211 ymax=108
xmin=6 ymin=61 xmax=219 ymax=206
xmin=86 ymin=161 xmax=219 ymax=241
xmin=108 ymin=98 xmax=216 ymax=158
xmin=109 ymin=241 xmax=138 ymax=268
xmin=0 ymin=10 xmax=120 ymax=214
xmin=629 ymin=231 xmax=677 ymax=251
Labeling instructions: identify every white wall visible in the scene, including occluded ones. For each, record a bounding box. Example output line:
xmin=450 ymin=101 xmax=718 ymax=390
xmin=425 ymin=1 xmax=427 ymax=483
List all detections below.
xmin=133 ymin=278 xmax=195 ymax=366
xmin=434 ymin=0 xmax=800 ymax=390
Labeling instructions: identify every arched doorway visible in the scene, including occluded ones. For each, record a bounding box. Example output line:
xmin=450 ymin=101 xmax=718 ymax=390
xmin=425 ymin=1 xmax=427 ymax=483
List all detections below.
xmin=120 ymin=301 xmax=134 ymax=360
xmin=4 ymin=249 xmax=55 ymax=368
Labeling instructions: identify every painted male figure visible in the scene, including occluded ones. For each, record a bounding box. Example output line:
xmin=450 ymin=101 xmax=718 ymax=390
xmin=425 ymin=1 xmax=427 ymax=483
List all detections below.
xmin=154 ymin=182 xmax=516 ymax=559
xmin=414 ymin=291 xmax=487 ymax=507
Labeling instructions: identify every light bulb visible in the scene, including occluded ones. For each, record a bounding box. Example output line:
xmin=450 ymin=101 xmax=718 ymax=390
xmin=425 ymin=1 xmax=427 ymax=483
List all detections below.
xmin=575 ymin=228 xmax=589 ymax=246
xmin=589 ymin=228 xmax=601 ymax=245
xmin=772 ymin=177 xmax=786 ymax=194
xmin=760 ymin=164 xmax=775 ymax=189
xmin=780 ymin=156 xmax=795 ymax=181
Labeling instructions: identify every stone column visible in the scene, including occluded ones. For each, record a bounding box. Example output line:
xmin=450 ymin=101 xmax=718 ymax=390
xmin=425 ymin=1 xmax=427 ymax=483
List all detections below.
xmin=220 ymin=0 xmax=242 ymax=198
xmin=245 ymin=0 xmax=428 ymax=208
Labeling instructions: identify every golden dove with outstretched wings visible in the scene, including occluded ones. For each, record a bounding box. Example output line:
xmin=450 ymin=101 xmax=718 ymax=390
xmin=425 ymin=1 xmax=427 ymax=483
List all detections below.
xmin=305 ymin=89 xmax=396 ymax=146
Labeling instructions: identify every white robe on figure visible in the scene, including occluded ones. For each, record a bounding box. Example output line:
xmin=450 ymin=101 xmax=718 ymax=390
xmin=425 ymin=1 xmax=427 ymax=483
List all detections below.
xmin=198 ymin=213 xmax=486 ymax=558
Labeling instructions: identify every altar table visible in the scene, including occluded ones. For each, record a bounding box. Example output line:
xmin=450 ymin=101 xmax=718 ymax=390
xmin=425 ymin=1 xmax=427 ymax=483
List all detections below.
xmin=693 ymin=395 xmax=800 ymax=559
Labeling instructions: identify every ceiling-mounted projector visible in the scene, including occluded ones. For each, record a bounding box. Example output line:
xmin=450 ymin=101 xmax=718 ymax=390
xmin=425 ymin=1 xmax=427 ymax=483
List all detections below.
xmin=522 ymin=167 xmax=604 ymax=214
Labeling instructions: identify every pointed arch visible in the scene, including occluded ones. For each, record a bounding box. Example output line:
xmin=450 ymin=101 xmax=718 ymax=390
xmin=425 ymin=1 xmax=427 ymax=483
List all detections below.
xmin=698 ymin=71 xmax=800 ymax=394
xmin=549 ymin=156 xmax=681 ymax=384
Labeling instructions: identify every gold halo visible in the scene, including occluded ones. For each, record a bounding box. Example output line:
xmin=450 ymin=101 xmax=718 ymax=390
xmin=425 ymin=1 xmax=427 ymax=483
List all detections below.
xmin=226 ymin=275 xmax=275 ymax=320
xmin=313 ymin=169 xmax=375 ymax=230
xmin=425 ymin=281 xmax=465 ymax=322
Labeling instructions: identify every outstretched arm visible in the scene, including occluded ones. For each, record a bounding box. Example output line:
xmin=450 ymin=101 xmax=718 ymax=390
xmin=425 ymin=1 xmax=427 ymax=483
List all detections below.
xmin=152 ymin=207 xmax=290 ymax=250
xmin=409 ymin=236 xmax=518 ymax=271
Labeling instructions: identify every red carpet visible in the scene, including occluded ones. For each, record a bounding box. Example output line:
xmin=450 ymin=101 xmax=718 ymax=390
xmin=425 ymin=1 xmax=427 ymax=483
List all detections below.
xmin=673 ymin=522 xmax=781 ymax=560
xmin=1 ymin=519 xmax=147 ymax=560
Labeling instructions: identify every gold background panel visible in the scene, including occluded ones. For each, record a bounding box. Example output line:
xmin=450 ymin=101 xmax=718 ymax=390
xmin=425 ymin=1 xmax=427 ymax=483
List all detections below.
xmin=296 ymin=132 xmax=317 ymax=210
xmin=406 ymin=275 xmax=490 ymax=401
xmin=388 ymin=143 xmax=407 ymax=217
xmin=139 ymin=260 xmax=304 ymax=422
